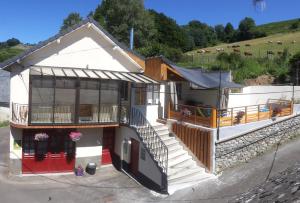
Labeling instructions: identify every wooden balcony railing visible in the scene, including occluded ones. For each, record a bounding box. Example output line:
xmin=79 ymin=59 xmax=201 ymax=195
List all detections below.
xmin=168 ymin=99 xmax=293 ymax=128
xmin=11 ymin=103 xmax=127 ymax=126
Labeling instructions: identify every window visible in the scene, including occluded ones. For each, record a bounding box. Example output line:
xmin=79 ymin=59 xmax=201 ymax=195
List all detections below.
xmin=134 ymin=84 xmax=160 ymax=105
xmin=31 ymin=76 xmax=54 ymax=123
xmin=120 ymin=81 xmax=129 ymax=101
xmin=54 ymin=78 xmax=77 ymax=123
xmin=100 ymin=80 xmax=119 ymax=123
xmin=176 ymin=83 xmax=182 ymax=100
xmin=79 ymin=80 xmax=100 ymax=123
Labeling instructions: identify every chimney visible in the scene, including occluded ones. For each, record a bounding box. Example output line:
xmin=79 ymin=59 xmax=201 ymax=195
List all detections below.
xmin=130 ymin=27 xmax=134 ymax=50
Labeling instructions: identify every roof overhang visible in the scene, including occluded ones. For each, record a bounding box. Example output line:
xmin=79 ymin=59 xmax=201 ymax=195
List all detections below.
xmin=30 ymin=66 xmax=158 ymax=84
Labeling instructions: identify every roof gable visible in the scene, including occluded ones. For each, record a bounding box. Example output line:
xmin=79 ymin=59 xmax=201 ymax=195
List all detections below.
xmin=0 ymin=18 xmax=145 ymax=73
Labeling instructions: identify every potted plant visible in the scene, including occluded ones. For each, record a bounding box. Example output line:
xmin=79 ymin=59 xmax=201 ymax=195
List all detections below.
xmin=34 ymin=133 xmax=49 ymax=141
xmin=234 ymin=111 xmax=245 ymax=124
xmin=69 ymin=131 xmax=82 ymax=142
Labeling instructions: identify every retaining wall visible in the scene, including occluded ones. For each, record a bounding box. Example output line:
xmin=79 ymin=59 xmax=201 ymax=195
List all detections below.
xmin=215 ymin=115 xmax=300 ymax=173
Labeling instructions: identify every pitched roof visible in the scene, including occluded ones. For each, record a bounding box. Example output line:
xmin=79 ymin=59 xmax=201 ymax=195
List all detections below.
xmin=0 ymin=17 xmax=145 ymax=71
xmin=152 ymin=55 xmax=242 ymax=89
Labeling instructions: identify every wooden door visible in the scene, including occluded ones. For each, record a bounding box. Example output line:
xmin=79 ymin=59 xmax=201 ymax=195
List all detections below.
xmin=130 ymin=139 xmax=139 ymax=176
xmin=102 ymin=128 xmax=115 ymax=165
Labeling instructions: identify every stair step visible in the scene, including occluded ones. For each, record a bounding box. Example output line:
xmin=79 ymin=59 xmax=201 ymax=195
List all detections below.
xmin=168 ymin=172 xmax=213 ymax=185
xmin=168 ymin=154 xmax=192 ymax=167
xmin=168 ymin=149 xmax=188 ymax=159
xmin=168 ymin=159 xmax=196 ymax=172
xmin=168 ymin=151 xmax=189 ymax=162
xmin=168 ymin=167 xmax=205 ymax=181
xmin=168 ymin=144 xmax=183 ymax=152
xmin=152 ymin=125 xmax=169 ymax=131
xmin=163 ymin=138 xmax=179 ymax=146
xmin=156 ymin=129 xmax=170 ymax=136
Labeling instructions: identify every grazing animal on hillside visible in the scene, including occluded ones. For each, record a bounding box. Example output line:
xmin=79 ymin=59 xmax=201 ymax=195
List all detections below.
xmin=233 ymin=48 xmax=240 ymax=53
xmin=204 ymin=50 xmax=211 ymax=53
xmin=267 ymin=50 xmax=274 ymax=55
xmin=244 ymin=51 xmax=253 ymax=56
xmin=245 ymin=44 xmax=251 ymax=47
xmin=232 ymin=44 xmax=240 ymax=48
xmin=277 ymin=51 xmax=283 ymax=55
xmin=216 ymin=48 xmax=224 ymax=52
xmin=292 ymin=40 xmax=296 ymax=44
xmin=268 ymin=40 xmax=273 ymax=44
xmin=277 ymin=41 xmax=283 ymax=45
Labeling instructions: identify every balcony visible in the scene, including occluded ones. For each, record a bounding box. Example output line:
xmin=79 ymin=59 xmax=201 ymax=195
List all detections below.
xmin=11 ymin=103 xmax=130 ymax=128
xmin=168 ymin=99 xmax=294 ymax=128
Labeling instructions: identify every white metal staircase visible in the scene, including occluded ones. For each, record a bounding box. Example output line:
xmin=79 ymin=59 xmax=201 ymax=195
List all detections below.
xmin=152 ymin=122 xmax=216 ymax=194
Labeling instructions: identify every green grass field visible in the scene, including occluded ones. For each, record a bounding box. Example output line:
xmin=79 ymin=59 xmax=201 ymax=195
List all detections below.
xmin=181 ymin=30 xmax=300 ymax=68
xmin=255 ymin=18 xmax=300 ymax=35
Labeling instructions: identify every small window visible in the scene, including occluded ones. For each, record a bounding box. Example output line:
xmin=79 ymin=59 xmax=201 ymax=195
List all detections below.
xmin=176 ymin=83 xmax=182 ymax=100
xmin=140 ymin=148 xmax=146 ymax=161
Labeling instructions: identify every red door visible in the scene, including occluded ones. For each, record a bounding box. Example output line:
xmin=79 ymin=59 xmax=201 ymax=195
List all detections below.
xmin=102 ymin=128 xmax=115 ymax=165
xmin=22 ymin=130 xmax=75 ymax=174
xmin=130 ymin=139 xmax=139 ymax=176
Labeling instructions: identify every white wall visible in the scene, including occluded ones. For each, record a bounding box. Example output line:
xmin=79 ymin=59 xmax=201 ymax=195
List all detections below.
xmin=228 ymin=86 xmax=300 ymax=108
xmin=76 ymin=128 xmax=103 ymax=158
xmin=10 ymin=66 xmax=29 ymax=105
xmin=115 ymin=126 xmax=163 ymax=186
xmin=22 ymin=24 xmax=142 ymax=72
xmin=10 ymin=127 xmax=22 ymax=160
xmin=134 ymin=105 xmax=159 ymax=125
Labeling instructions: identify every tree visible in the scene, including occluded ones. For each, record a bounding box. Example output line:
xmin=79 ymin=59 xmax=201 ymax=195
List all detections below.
xmin=149 ymin=10 xmax=191 ymax=51
xmin=214 ymin=24 xmax=225 ymax=42
xmin=93 ymin=0 xmax=156 ymax=49
xmin=238 ymin=17 xmax=256 ymax=40
xmin=183 ymin=20 xmax=217 ymax=48
xmin=224 ymin=23 xmax=235 ymax=42
xmin=60 ymin=13 xmax=83 ymax=32
xmin=6 ymin=38 xmax=20 ymax=47
xmin=289 ymin=52 xmax=300 ymax=84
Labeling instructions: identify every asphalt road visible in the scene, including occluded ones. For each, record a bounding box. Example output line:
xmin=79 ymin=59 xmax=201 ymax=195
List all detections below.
xmin=1 ymin=126 xmax=300 ymax=203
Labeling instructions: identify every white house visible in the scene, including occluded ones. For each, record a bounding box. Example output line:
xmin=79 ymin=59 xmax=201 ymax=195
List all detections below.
xmin=0 ymin=18 xmax=176 ymax=193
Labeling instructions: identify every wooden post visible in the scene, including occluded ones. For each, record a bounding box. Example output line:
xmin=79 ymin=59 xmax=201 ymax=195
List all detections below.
xmin=194 ymin=107 xmax=197 ymax=125
xmin=211 ymin=108 xmax=217 ymax=128
xmin=269 ymin=104 xmax=272 ymax=119
xmin=258 ymin=105 xmax=260 ymax=121
xmin=168 ymin=102 xmax=171 ymax=119
xmin=231 ymin=108 xmax=233 ymax=126
xmin=245 ymin=106 xmax=248 ymax=123
xmin=291 ymin=101 xmax=294 ymax=115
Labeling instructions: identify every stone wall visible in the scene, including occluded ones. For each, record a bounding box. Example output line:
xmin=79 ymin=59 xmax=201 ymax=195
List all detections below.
xmin=215 ymin=115 xmax=300 ymax=173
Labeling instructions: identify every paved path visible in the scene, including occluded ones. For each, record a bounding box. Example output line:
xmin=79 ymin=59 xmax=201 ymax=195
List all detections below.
xmin=1 ymin=127 xmax=300 ymax=202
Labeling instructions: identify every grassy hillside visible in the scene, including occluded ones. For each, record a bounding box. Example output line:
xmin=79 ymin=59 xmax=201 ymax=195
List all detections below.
xmin=0 ymin=44 xmax=28 ymax=63
xmin=182 ymin=30 xmax=300 ymax=67
xmin=255 ymin=18 xmax=300 ymax=35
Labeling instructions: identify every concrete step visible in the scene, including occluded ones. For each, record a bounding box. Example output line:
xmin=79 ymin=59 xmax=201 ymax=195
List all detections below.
xmin=168 ymin=144 xmax=183 ymax=152
xmin=168 ymin=159 xmax=196 ymax=173
xmin=168 ymin=173 xmax=215 ymax=195
xmin=163 ymin=138 xmax=179 ymax=146
xmin=168 ymin=149 xmax=188 ymax=159
xmin=168 ymin=154 xmax=192 ymax=167
xmin=156 ymin=129 xmax=170 ymax=137
xmin=168 ymin=167 xmax=205 ymax=181
xmin=152 ymin=124 xmax=169 ymax=131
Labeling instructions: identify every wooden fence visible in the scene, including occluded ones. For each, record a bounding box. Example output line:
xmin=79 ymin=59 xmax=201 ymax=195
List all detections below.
xmin=172 ymin=122 xmax=211 ymax=171
xmin=169 ymin=99 xmax=293 ymax=128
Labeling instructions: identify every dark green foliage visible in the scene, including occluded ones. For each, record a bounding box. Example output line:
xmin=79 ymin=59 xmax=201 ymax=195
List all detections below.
xmin=60 ymin=13 xmax=83 ymax=32
xmin=149 ymin=10 xmax=190 ymax=51
xmin=290 ymin=21 xmax=299 ymax=30
xmin=6 ymin=38 xmax=20 ymax=47
xmin=289 ymin=51 xmax=300 ymax=84
xmin=137 ymin=42 xmax=183 ymax=62
xmin=183 ymin=20 xmax=217 ymax=48
xmin=0 ymin=121 xmax=9 ymax=128
xmin=93 ymin=0 xmax=156 ymax=48
xmin=237 ymin=17 xmax=266 ymax=41
xmin=215 ymin=24 xmax=225 ymax=42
